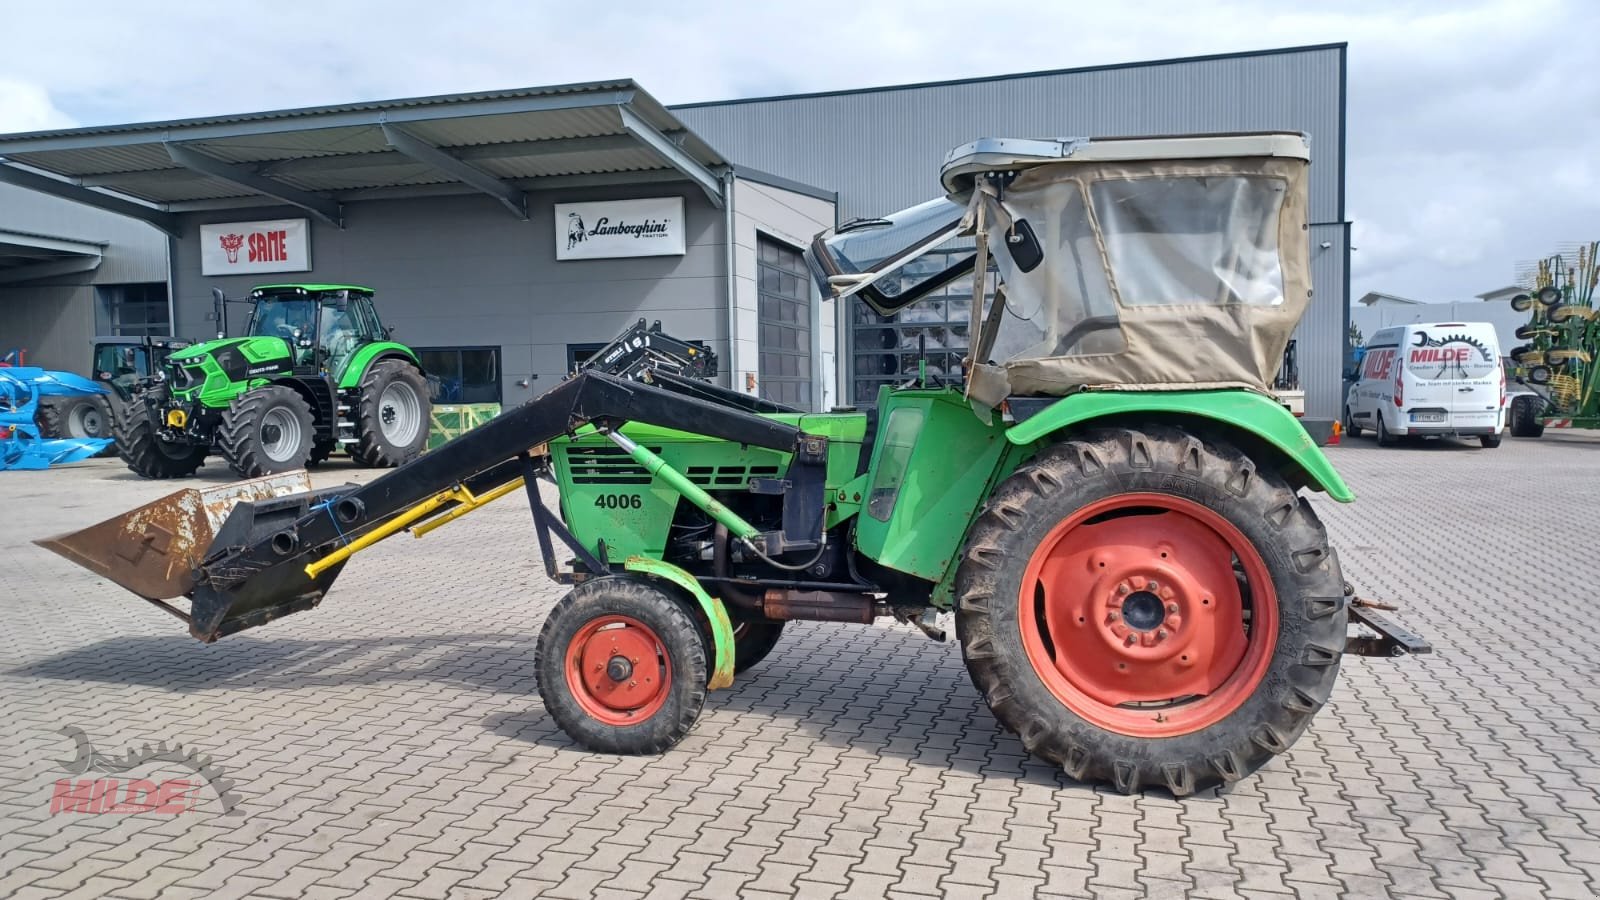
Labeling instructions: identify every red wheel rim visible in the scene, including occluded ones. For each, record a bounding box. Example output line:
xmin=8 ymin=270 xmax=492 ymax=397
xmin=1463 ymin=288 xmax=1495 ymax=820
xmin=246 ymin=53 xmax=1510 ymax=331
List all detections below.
xmin=564 ymin=615 xmax=672 ymax=726
xmin=1018 ymin=493 xmax=1278 ymax=738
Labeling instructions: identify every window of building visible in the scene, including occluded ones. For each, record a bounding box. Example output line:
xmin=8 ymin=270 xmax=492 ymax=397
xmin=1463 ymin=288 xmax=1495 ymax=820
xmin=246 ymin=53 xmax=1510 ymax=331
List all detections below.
xmin=567 ymin=343 xmax=607 ymax=372
xmin=850 ymin=247 xmax=983 ymax=405
xmin=757 ymin=235 xmax=813 ymax=409
xmin=416 ymin=346 xmax=501 ymax=404
xmin=95 ymin=283 xmax=170 ymax=337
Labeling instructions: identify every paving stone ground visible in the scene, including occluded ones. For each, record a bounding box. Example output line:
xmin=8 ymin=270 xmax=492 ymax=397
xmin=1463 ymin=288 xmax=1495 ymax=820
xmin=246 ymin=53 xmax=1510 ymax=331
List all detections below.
xmin=2 ymin=431 xmax=1598 ymax=899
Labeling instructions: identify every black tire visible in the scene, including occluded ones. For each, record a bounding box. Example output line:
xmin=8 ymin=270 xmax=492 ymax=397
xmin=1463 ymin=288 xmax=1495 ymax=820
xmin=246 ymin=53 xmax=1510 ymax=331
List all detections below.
xmin=38 ymin=395 xmax=112 ymax=439
xmin=954 ymin=426 xmax=1346 ymax=796
xmin=731 ymin=619 xmax=785 ymax=674
xmin=1528 ymin=365 xmax=1552 ymax=386
xmin=110 ymin=395 xmax=207 ymax=479
xmin=1342 ymin=406 xmax=1363 ymax=439
xmin=1376 ymin=414 xmax=1398 ymax=447
xmin=1509 ymin=395 xmax=1545 ymax=438
xmin=352 ymin=360 xmax=429 ymax=467
xmin=307 ymin=440 xmax=336 ymax=468
xmin=1510 ymin=294 xmax=1533 ymax=312
xmin=1479 ymin=434 xmax=1502 ymax=448
xmin=536 ymin=576 xmax=708 ymax=754
xmin=218 ymin=385 xmax=315 ymax=478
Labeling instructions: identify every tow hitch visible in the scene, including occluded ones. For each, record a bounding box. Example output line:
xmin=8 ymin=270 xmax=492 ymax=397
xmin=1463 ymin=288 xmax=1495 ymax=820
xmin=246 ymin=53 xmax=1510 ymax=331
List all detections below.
xmin=1345 ymin=594 xmax=1433 ymax=657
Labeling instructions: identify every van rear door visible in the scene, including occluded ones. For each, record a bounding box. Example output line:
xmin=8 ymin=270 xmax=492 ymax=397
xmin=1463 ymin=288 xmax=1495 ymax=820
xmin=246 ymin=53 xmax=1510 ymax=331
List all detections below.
xmin=1400 ymin=323 xmax=1501 ymax=433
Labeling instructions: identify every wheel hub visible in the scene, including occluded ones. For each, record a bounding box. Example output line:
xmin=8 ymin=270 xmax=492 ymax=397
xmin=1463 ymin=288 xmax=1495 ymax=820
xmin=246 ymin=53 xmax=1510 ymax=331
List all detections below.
xmin=606 ymin=656 xmax=633 ymax=682
xmin=261 ymin=424 xmax=282 ymax=445
xmin=1117 ymin=588 xmax=1166 ymax=633
xmin=565 ymin=616 xmax=671 ymax=725
xmin=1018 ymin=493 xmax=1279 ymax=738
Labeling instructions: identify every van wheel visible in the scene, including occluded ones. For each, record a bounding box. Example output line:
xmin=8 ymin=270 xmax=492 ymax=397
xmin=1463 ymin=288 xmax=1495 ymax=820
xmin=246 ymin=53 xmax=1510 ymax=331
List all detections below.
xmin=1479 ymin=434 xmax=1502 ymax=449
xmin=1375 ymin=415 xmax=1398 ymax=447
xmin=1342 ymin=406 xmax=1363 ymax=439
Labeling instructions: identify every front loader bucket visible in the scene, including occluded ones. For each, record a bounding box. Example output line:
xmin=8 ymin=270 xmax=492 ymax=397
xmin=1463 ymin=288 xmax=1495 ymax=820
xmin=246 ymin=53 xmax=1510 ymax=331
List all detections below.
xmin=36 ymin=472 xmax=314 ymax=601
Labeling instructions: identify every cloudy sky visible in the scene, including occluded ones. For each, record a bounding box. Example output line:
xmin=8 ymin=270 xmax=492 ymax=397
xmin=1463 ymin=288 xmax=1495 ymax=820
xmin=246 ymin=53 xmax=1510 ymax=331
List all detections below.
xmin=1 ymin=0 xmax=1595 ymax=303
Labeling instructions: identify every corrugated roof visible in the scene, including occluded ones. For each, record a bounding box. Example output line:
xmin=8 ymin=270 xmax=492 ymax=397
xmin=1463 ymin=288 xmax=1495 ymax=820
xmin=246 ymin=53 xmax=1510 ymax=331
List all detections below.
xmin=0 ymin=80 xmax=730 ymax=212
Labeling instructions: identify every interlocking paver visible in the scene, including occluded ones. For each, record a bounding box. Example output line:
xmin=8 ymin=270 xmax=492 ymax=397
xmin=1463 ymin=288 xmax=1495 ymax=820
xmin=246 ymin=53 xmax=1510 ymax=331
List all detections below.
xmin=0 ymin=440 xmax=1597 ymax=899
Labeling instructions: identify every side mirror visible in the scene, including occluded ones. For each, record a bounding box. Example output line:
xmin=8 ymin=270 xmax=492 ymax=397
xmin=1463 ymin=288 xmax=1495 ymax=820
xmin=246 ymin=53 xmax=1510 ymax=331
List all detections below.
xmin=1004 ymin=218 xmax=1044 ymax=273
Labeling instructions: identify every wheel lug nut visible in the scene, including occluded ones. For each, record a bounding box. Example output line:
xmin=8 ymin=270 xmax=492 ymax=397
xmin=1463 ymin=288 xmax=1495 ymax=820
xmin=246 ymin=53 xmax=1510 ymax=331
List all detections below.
xmin=1118 ymin=584 xmax=1131 ymax=595
xmin=1157 ymin=629 xmax=1168 ymax=640
xmin=1146 ymin=580 xmax=1160 ymax=591
xmin=1125 ymin=635 xmax=1137 ymax=646
xmin=1166 ymin=603 xmax=1179 ymax=614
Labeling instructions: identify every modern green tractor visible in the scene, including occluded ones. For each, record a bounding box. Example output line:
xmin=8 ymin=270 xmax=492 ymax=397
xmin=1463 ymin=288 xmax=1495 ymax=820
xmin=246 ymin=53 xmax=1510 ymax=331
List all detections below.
xmin=111 ymin=284 xmax=430 ymax=478
xmin=44 ymin=133 xmax=1428 ymax=796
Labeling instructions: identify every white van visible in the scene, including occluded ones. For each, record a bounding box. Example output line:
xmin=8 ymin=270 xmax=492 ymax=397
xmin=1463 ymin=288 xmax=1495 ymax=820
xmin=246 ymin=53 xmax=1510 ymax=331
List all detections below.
xmin=1345 ymin=322 xmax=1505 ymax=448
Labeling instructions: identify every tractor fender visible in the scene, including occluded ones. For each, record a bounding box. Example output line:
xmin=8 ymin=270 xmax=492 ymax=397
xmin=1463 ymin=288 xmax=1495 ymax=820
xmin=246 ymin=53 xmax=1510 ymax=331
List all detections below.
xmin=1004 ymin=389 xmax=1355 ymax=502
xmin=623 ymin=556 xmax=736 ymax=689
xmin=337 ymin=342 xmax=421 ymax=389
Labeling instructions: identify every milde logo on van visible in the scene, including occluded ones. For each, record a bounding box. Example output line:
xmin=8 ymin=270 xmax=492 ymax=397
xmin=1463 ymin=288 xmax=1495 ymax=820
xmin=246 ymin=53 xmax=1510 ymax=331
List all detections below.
xmin=1408 ymin=332 xmax=1493 ymax=379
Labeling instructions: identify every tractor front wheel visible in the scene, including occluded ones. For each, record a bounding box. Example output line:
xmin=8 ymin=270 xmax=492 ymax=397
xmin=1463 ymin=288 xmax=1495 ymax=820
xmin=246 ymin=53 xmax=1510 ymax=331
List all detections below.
xmin=110 ymin=396 xmax=208 ymax=479
xmin=353 ymin=360 xmax=429 ymax=467
xmin=536 ymin=577 xmax=708 ymax=754
xmin=954 ymin=427 xmax=1346 ymax=796
xmin=218 ymin=386 xmax=315 ymax=477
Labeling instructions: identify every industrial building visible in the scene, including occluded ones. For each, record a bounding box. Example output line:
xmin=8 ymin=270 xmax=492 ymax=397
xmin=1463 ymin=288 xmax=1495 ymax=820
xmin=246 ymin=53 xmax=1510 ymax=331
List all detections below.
xmin=0 ymin=43 xmax=1346 ymax=420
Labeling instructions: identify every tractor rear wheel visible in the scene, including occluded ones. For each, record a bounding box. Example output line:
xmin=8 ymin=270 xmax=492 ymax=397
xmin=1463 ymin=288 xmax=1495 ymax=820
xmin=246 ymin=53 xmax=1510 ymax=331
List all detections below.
xmin=353 ymin=360 xmax=429 ymax=467
xmin=110 ymin=396 xmax=207 ymax=479
xmin=1509 ymin=395 xmax=1545 ymax=438
xmin=38 ymin=395 xmax=112 ymax=440
xmin=218 ymin=385 xmax=315 ymax=477
xmin=536 ymin=576 xmax=707 ymax=754
xmin=731 ymin=619 xmax=785 ymax=674
xmin=954 ymin=427 xmax=1346 ymax=796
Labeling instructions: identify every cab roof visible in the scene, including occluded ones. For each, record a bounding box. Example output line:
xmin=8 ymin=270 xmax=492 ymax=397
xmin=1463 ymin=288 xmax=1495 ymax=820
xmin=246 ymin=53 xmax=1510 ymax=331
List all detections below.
xmin=250 ymin=284 xmax=374 ymax=298
xmin=940 ymin=132 xmax=1311 ymax=193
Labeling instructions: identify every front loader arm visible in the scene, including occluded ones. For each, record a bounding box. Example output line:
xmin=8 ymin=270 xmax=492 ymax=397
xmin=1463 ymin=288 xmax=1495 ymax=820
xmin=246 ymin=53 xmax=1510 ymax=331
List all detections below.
xmin=41 ymin=370 xmax=818 ymax=642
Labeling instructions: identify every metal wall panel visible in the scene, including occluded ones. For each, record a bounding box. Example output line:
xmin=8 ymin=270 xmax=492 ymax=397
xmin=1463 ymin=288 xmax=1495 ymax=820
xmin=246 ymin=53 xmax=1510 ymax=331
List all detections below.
xmin=0 ymin=183 xmax=168 ymax=284
xmin=677 ymin=46 xmax=1347 ymax=418
xmin=169 ymin=185 xmax=729 ymax=405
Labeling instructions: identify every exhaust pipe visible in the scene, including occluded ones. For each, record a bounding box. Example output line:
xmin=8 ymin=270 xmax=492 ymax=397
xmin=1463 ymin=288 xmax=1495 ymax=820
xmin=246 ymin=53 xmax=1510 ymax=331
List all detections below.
xmin=760 ymin=589 xmax=877 ymax=624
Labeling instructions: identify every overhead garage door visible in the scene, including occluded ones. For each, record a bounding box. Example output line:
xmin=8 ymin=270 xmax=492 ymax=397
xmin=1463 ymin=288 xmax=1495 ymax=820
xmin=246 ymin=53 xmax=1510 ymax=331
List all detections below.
xmin=757 ymin=236 xmax=812 ymax=409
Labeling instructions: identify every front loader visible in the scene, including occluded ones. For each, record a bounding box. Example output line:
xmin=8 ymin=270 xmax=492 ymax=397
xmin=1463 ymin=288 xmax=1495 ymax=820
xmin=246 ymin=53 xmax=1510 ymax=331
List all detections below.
xmin=111 ymin=284 xmax=430 ymax=479
xmin=41 ymin=132 xmax=1428 ymax=795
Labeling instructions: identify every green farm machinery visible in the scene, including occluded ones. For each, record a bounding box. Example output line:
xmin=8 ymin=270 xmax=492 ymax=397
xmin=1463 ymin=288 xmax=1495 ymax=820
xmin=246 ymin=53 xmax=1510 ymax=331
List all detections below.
xmin=41 ymin=133 xmax=1427 ymax=795
xmin=1507 ymin=243 xmax=1600 ymax=435
xmin=110 ymin=284 xmax=430 ymax=478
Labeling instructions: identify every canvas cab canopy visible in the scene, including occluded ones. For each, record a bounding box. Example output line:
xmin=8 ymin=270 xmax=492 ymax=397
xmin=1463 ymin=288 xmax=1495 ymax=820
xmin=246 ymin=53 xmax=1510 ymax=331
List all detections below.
xmin=807 ymin=132 xmax=1313 ymax=406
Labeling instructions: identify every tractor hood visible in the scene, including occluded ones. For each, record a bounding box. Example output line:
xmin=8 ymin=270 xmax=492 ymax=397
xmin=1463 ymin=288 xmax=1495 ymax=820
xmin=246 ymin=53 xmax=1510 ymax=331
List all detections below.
xmin=168 ymin=336 xmax=290 ymax=367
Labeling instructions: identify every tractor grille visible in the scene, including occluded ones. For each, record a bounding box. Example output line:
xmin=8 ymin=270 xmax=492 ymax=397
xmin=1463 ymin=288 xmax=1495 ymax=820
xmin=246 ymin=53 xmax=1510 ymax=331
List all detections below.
xmin=563 ymin=446 xmax=781 ymax=488
xmin=684 ymin=464 xmax=782 ymax=488
xmin=565 ymin=446 xmax=654 ymax=485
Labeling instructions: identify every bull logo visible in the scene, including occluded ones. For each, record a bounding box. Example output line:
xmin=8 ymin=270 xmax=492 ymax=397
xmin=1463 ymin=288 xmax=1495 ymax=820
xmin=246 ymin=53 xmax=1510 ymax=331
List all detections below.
xmin=566 ymin=213 xmax=585 ymax=250
xmin=218 ymin=233 xmax=245 ymax=264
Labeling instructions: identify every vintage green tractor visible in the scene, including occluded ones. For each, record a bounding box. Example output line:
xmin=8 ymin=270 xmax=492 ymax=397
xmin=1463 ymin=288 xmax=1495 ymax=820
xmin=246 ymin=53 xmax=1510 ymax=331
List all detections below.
xmin=43 ymin=133 xmax=1427 ymax=795
xmin=111 ymin=284 xmax=430 ymax=478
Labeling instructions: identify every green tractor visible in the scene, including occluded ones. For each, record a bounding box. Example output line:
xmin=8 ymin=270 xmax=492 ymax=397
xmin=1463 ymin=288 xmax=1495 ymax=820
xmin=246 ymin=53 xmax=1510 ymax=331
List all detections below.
xmin=111 ymin=284 xmax=430 ymax=478
xmin=45 ymin=133 xmax=1428 ymax=795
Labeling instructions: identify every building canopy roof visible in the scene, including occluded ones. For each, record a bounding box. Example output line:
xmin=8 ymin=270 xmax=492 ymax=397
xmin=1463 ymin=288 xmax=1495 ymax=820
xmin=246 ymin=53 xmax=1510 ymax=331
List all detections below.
xmin=0 ymin=80 xmax=730 ymax=235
